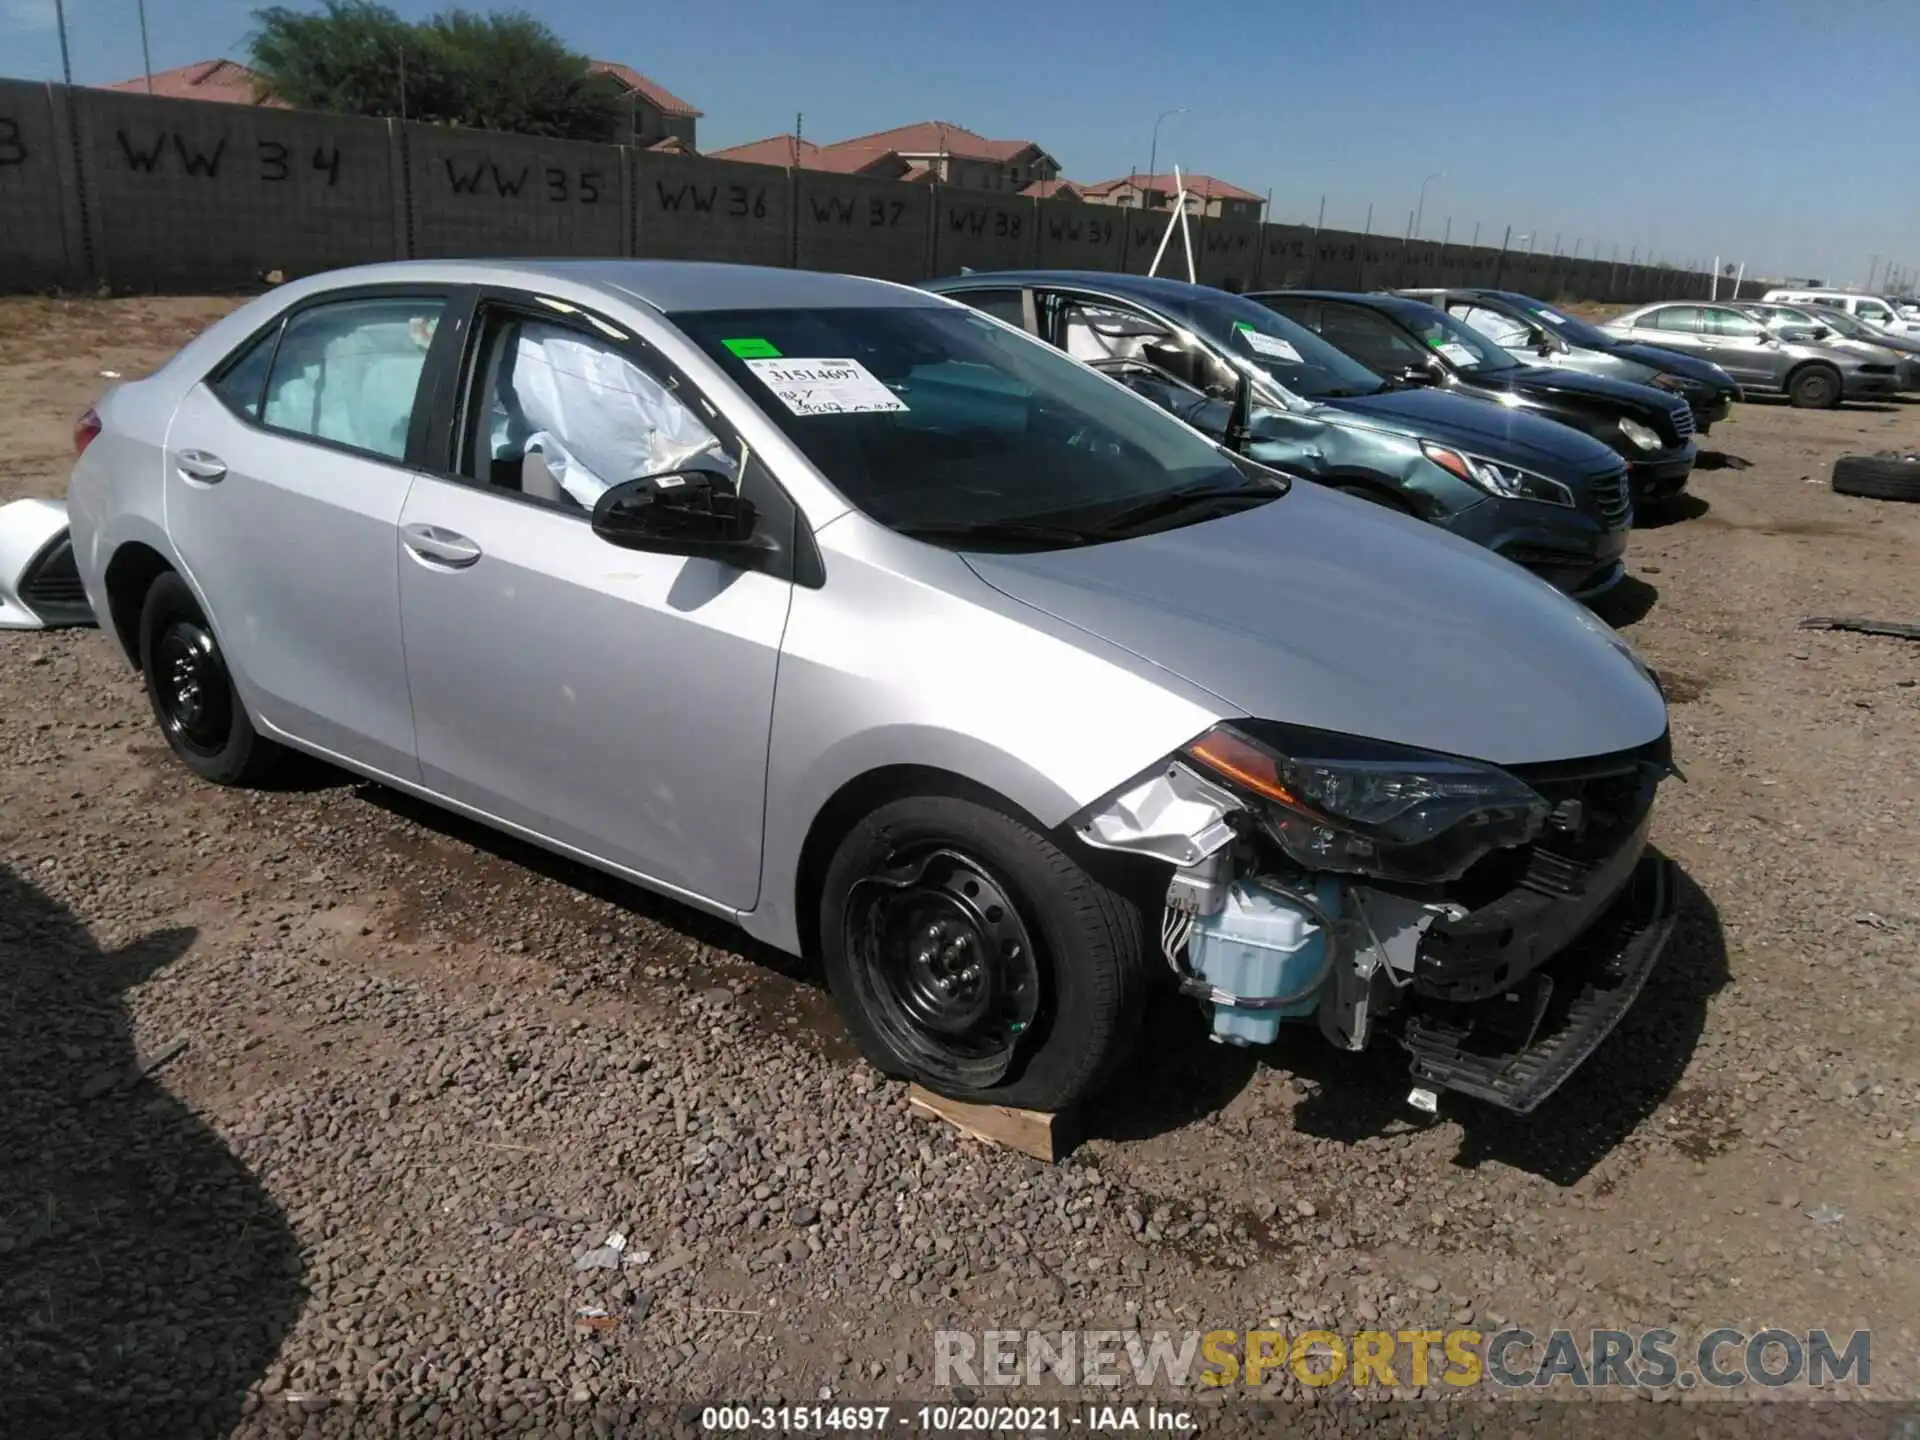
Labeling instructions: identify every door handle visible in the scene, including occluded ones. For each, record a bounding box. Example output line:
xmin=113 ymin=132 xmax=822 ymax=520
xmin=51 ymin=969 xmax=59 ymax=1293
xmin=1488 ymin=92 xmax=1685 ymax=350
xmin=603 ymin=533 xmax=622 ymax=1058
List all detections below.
xmin=174 ymin=449 xmax=227 ymax=482
xmin=401 ymin=523 xmax=483 ymax=569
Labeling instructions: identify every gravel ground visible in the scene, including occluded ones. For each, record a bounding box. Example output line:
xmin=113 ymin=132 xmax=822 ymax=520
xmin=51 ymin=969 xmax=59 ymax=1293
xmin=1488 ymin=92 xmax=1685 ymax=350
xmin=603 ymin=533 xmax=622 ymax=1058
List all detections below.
xmin=1 ymin=297 xmax=1917 ymax=1437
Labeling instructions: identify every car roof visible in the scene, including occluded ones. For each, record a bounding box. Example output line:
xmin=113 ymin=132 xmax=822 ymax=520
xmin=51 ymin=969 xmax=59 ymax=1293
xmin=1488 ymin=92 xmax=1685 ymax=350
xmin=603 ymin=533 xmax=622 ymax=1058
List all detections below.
xmin=270 ymin=259 xmax=944 ymax=313
xmin=924 ymin=269 xmax=1225 ymax=308
xmin=1251 ymin=289 xmax=1441 ymax=324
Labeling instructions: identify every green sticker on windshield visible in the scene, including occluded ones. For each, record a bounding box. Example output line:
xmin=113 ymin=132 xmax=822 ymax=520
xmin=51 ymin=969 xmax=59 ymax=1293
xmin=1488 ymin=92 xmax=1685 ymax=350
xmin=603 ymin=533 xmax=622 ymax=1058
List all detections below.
xmin=724 ymin=337 xmax=782 ymax=359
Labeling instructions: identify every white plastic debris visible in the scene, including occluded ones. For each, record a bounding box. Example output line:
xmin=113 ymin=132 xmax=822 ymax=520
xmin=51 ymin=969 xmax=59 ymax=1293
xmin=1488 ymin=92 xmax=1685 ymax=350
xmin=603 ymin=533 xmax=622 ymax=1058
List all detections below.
xmin=573 ymin=1230 xmax=629 ymax=1271
xmin=1806 ymin=1204 xmax=1844 ymax=1226
xmin=1407 ymin=1087 xmax=1439 ymax=1115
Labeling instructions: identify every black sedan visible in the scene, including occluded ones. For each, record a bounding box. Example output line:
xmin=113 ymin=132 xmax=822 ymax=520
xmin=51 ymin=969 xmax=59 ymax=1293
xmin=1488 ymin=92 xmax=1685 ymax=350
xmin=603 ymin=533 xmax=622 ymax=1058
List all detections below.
xmin=1251 ymin=290 xmax=1698 ymax=506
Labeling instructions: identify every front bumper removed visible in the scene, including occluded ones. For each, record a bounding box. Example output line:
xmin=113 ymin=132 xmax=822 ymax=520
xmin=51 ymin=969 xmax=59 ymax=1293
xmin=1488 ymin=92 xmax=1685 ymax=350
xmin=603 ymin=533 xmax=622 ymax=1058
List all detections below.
xmin=1399 ymin=853 xmax=1676 ymax=1114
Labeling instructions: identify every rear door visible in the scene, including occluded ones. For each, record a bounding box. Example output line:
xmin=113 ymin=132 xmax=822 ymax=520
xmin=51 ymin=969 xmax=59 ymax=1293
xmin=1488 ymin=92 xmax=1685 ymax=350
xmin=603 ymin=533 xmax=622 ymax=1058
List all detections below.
xmin=394 ymin=291 xmax=793 ymax=909
xmin=163 ymin=287 xmax=455 ymax=779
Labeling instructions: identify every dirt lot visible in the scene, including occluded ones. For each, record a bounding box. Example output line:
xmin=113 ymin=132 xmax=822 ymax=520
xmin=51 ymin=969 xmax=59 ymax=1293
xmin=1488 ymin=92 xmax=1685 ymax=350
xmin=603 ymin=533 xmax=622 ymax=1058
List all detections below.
xmin=2 ymin=297 xmax=1917 ymax=1434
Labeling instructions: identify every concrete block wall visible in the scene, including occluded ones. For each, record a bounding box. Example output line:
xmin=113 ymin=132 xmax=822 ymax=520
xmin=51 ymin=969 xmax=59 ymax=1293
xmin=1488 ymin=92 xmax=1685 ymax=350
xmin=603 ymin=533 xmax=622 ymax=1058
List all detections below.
xmin=0 ymin=81 xmax=1750 ymax=307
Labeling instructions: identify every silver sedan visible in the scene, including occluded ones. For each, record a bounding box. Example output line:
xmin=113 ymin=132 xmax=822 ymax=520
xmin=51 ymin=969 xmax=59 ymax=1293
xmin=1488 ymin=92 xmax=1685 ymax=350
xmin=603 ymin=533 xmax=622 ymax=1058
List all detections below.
xmin=53 ymin=260 xmax=1674 ymax=1114
xmin=1602 ymin=301 xmax=1900 ymax=408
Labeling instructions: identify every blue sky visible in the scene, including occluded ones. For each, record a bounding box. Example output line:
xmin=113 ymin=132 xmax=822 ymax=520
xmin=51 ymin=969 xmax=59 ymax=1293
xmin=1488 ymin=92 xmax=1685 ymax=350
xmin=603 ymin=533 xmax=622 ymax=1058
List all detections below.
xmin=7 ymin=0 xmax=1918 ymax=284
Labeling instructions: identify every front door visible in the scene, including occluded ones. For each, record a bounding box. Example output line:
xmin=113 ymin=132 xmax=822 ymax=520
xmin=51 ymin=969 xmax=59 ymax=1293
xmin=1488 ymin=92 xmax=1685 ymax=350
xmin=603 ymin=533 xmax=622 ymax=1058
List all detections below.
xmin=1696 ymin=307 xmax=1782 ymax=387
xmin=394 ymin=297 xmax=792 ymax=909
xmin=163 ymin=290 xmax=449 ymax=779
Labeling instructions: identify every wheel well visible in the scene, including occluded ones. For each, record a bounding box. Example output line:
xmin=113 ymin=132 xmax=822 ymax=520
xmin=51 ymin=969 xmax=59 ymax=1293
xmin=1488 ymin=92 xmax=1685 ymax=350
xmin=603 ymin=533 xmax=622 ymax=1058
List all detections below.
xmin=792 ymin=766 xmax=1042 ymax=967
xmin=789 ymin=764 xmax=1166 ymax=969
xmin=102 ymin=542 xmax=172 ymax=667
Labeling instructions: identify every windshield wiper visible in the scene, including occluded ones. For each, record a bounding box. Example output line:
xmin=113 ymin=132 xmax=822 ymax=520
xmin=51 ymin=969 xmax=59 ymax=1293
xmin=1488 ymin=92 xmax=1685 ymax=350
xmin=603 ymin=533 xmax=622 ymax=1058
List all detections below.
xmin=893 ymin=519 xmax=1095 ymax=549
xmin=1313 ymin=385 xmax=1385 ymax=399
xmin=1080 ymin=480 xmax=1279 ymax=538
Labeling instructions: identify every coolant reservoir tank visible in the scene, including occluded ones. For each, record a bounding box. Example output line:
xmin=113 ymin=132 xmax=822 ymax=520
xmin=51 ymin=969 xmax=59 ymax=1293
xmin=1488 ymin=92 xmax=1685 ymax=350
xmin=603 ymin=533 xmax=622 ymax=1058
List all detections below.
xmin=1188 ymin=876 xmax=1341 ymax=1046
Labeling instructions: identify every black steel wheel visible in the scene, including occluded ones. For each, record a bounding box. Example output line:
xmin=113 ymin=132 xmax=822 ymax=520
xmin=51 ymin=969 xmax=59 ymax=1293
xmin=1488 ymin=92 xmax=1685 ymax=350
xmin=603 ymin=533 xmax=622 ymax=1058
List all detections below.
xmin=844 ymin=846 xmax=1042 ymax=1089
xmin=137 ymin=570 xmax=281 ymax=785
xmin=819 ymin=793 xmax=1151 ymax=1112
xmin=151 ymin=618 xmax=233 ymax=758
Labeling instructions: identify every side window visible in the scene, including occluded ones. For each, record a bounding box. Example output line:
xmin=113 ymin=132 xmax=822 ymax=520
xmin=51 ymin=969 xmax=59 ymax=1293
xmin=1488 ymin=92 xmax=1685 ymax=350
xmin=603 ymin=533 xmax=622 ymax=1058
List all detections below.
xmin=260 ymin=296 xmax=445 ymax=460
xmin=1701 ymin=308 xmax=1763 ymax=338
xmin=1857 ymin=301 xmax=1893 ymax=324
xmin=462 ymin=310 xmax=734 ymax=514
xmin=1639 ymin=306 xmax=1700 ymax=333
xmin=1452 ymin=303 xmax=1531 ymax=347
xmin=953 ymin=289 xmax=1029 ymax=330
xmin=211 ymin=324 xmax=280 ymax=420
xmin=1315 ymin=304 xmax=1426 ymax=372
xmin=1050 ymin=295 xmax=1230 ymax=394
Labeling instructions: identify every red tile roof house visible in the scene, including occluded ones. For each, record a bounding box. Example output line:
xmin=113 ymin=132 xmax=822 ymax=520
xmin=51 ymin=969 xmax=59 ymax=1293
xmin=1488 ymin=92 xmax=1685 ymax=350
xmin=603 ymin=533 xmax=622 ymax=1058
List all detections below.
xmin=101 ymin=57 xmax=703 ymax=147
xmin=712 ymin=121 xmax=1063 ymax=193
xmin=1081 ymin=172 xmax=1265 ymax=222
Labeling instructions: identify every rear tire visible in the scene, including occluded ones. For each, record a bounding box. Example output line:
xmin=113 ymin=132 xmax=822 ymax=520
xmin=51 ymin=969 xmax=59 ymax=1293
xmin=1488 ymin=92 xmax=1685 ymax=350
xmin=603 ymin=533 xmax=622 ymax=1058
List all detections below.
xmin=1832 ymin=453 xmax=1920 ymax=502
xmin=1788 ymin=364 xmax=1841 ymax=410
xmin=138 ymin=570 xmax=281 ymax=785
xmin=819 ymin=794 xmax=1151 ymax=1112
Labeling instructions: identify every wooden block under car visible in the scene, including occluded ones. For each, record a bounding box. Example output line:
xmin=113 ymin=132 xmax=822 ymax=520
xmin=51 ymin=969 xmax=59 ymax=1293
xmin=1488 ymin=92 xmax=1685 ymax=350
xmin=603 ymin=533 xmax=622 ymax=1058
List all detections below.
xmin=907 ymin=1084 xmax=1077 ymax=1163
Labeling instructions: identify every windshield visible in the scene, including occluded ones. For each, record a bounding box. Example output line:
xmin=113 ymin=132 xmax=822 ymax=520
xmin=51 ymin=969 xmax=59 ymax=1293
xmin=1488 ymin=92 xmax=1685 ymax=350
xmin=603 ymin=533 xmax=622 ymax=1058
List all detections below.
xmin=1398 ymin=305 xmax=1522 ymax=373
xmin=672 ymin=305 xmax=1271 ymax=547
xmin=1177 ymin=293 xmax=1387 ymax=400
xmin=1490 ymin=293 xmax=1618 ymax=349
xmin=1792 ymin=306 xmax=1866 ymax=338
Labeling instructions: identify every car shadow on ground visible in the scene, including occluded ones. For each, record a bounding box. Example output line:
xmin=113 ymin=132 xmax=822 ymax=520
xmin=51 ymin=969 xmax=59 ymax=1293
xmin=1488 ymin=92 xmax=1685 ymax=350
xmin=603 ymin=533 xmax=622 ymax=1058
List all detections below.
xmin=1588 ymin=573 xmax=1658 ymax=627
xmin=0 ymin=865 xmax=305 ymax=1432
xmin=1691 ymin=451 xmax=1750 ymax=473
xmin=1085 ymin=858 xmax=1727 ymax=1188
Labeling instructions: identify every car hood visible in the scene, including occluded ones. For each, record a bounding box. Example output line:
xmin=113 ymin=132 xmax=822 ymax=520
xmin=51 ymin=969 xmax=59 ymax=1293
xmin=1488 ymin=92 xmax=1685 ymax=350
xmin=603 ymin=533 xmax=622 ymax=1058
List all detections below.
xmin=1316 ymin=386 xmax=1621 ymax=476
xmin=1606 ymin=341 xmax=1738 ymax=391
xmin=1495 ymin=365 xmax=1680 ymax=419
xmin=962 ymin=482 xmax=1668 ymax=767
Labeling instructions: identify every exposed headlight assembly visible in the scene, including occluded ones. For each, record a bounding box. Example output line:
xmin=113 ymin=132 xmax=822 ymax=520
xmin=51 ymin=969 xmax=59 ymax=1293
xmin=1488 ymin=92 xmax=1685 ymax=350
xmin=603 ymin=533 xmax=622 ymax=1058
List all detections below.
xmin=1618 ymin=417 xmax=1663 ymax=452
xmin=1419 ymin=441 xmax=1574 ymax=507
xmin=1183 ymin=722 xmax=1550 ymax=884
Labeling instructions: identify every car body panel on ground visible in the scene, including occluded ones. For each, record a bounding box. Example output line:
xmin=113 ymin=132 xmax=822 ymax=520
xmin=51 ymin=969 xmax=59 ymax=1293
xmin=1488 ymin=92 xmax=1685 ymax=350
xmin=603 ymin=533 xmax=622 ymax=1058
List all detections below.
xmin=926 ymin=270 xmax=1635 ymax=600
xmin=1253 ymin=289 xmax=1698 ymax=504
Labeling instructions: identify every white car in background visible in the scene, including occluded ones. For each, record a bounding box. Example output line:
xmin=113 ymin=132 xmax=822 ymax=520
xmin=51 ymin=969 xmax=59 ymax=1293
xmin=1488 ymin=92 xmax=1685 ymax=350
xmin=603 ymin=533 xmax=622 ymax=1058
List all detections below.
xmin=1759 ymin=289 xmax=1918 ymax=337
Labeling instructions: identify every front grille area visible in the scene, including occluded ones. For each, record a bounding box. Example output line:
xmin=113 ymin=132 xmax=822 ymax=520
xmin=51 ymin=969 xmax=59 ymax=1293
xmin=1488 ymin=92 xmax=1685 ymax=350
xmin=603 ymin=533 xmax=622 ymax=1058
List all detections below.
xmin=1667 ymin=399 xmax=1695 ymax=440
xmin=19 ymin=537 xmax=92 ymax=621
xmin=1583 ymin=465 xmax=1633 ymax=530
xmin=1412 ymin=735 xmax=1669 ymax=1002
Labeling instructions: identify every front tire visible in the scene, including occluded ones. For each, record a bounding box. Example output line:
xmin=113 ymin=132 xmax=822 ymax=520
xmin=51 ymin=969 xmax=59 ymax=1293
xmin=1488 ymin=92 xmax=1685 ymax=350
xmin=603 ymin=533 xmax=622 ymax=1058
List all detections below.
xmin=819 ymin=794 xmax=1151 ymax=1112
xmin=1788 ymin=364 xmax=1841 ymax=409
xmin=138 ymin=570 xmax=280 ymax=785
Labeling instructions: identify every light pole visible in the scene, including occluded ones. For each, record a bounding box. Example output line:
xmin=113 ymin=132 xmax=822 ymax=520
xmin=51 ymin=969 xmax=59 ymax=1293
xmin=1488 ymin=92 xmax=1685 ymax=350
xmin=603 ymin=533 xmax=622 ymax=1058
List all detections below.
xmin=137 ymin=0 xmax=154 ymax=93
xmin=1145 ymin=107 xmax=1189 ymax=207
xmin=1413 ymin=171 xmax=1442 ymax=240
xmin=53 ymin=0 xmax=73 ymax=85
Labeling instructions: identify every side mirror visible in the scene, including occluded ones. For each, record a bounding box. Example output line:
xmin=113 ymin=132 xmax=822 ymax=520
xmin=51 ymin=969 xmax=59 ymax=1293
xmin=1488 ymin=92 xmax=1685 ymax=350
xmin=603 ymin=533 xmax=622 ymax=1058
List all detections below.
xmin=1533 ymin=333 xmax=1559 ymax=357
xmin=591 ymin=469 xmax=773 ymax=566
xmin=1223 ymin=368 xmax=1255 ymax=453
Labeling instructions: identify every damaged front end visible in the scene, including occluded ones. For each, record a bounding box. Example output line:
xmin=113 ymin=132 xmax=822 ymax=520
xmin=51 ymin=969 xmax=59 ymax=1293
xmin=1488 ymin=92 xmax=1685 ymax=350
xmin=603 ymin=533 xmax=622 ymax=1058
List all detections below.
xmin=1074 ymin=722 xmax=1678 ymax=1115
xmin=0 ymin=499 xmax=93 ymax=631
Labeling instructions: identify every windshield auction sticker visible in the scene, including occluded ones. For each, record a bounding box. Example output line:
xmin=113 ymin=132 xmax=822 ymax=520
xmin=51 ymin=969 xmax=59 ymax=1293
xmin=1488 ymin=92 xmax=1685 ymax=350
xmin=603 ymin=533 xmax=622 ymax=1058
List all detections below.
xmin=1232 ymin=322 xmax=1302 ymax=363
xmin=744 ymin=357 xmax=908 ymax=416
xmin=1439 ymin=342 xmax=1479 ymax=365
